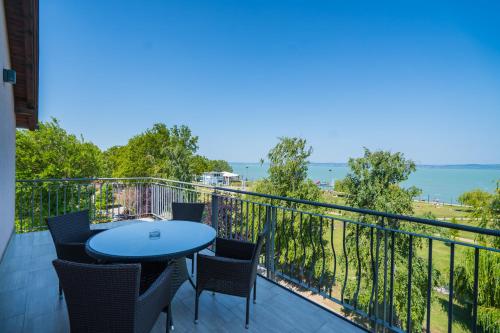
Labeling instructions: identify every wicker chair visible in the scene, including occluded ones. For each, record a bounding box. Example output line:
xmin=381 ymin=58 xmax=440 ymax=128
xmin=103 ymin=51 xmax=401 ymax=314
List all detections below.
xmin=171 ymin=202 xmax=205 ymax=276
xmin=46 ymin=210 xmax=104 ymax=296
xmin=53 ymin=259 xmax=175 ymax=333
xmin=195 ymin=229 xmax=267 ymax=329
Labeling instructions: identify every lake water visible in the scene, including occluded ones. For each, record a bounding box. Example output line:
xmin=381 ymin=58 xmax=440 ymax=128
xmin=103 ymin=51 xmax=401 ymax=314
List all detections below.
xmin=230 ymin=163 xmax=500 ymax=204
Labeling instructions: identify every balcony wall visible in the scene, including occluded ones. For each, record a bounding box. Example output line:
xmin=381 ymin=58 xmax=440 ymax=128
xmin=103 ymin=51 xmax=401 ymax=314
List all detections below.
xmin=0 ymin=0 xmax=16 ymax=259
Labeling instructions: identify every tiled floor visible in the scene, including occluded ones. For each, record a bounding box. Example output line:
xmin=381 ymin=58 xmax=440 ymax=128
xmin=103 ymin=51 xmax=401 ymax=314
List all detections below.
xmin=0 ymin=221 xmax=364 ymax=333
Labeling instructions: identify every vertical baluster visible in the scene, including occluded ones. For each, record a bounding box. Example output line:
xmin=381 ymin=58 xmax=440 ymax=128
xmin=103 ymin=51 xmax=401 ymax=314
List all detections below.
xmin=18 ymin=184 xmax=24 ymax=232
xmin=229 ymin=197 xmax=234 ymax=238
xmin=103 ymin=183 xmax=108 ymax=219
xmin=283 ymin=210 xmax=288 ymax=275
xmin=39 ymin=185 xmax=43 ymax=229
xmin=427 ymin=239 xmax=433 ymax=333
xmin=31 ymin=185 xmax=34 ymax=230
xmin=245 ymin=201 xmax=249 ymax=240
xmin=77 ymin=183 xmax=81 ymax=210
xmin=251 ymin=203 xmax=255 ymax=242
xmin=291 ymin=211 xmax=297 ymax=279
xmin=308 ymin=214 xmax=316 ymax=288
xmin=63 ymin=183 xmax=67 ymax=214
xmin=319 ymin=216 xmax=326 ymax=294
xmin=265 ymin=205 xmax=272 ymax=279
xmin=472 ymin=248 xmax=479 ymax=333
xmin=112 ymin=183 xmax=116 ymax=220
xmin=369 ymin=227 xmax=375 ymax=316
xmin=70 ymin=183 xmax=73 ymax=212
xmin=225 ymin=197 xmax=230 ymax=239
xmin=329 ymin=219 xmax=336 ymax=296
xmin=239 ymin=199 xmax=244 ymax=239
xmin=88 ymin=184 xmax=92 ymax=221
xmin=407 ymin=235 xmax=413 ymax=333
xmin=373 ymin=222 xmax=381 ymax=328
xmin=354 ymin=223 xmax=361 ymax=308
xmin=300 ymin=212 xmax=306 ymax=280
xmin=93 ymin=183 xmax=97 ymax=220
xmin=56 ymin=185 xmax=59 ymax=217
xmin=383 ymin=227 xmax=389 ymax=327
xmin=211 ymin=192 xmax=219 ymax=233
xmin=258 ymin=204 xmax=262 ymax=234
xmin=341 ymin=220 xmax=348 ymax=303
xmin=389 ymin=231 xmax=395 ymax=326
xmin=448 ymin=243 xmax=455 ymax=333
xmin=270 ymin=206 xmax=276 ymax=279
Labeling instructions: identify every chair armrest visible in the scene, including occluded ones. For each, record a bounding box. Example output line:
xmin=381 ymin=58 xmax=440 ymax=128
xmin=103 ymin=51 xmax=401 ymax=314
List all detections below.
xmin=197 ymin=253 xmax=253 ymax=286
xmin=57 ymin=242 xmax=95 ymax=263
xmin=215 ymin=237 xmax=255 ymax=260
xmin=136 ymin=266 xmax=174 ymax=332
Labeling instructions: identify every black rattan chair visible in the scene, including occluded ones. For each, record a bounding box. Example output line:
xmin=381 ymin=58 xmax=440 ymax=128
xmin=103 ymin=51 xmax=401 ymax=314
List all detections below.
xmin=53 ymin=259 xmax=175 ymax=333
xmin=194 ymin=229 xmax=267 ymax=329
xmin=171 ymin=202 xmax=205 ymax=276
xmin=46 ymin=210 xmax=105 ymax=295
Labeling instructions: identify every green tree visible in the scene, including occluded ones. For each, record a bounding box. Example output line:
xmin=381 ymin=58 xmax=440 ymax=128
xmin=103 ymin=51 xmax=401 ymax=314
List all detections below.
xmin=15 ymin=119 xmax=106 ymax=231
xmin=344 ymin=148 xmax=421 ymax=214
xmin=16 ymin=118 xmax=104 ymax=179
xmin=341 ymin=148 xmax=433 ymax=331
xmin=458 ymin=189 xmax=493 ymax=209
xmin=102 ymin=145 xmax=127 ymax=177
xmin=207 ymin=159 xmax=233 ymax=172
xmin=189 ymin=156 xmax=233 ymax=176
xmin=254 ymin=137 xmax=321 ymax=202
xmin=251 ymin=137 xmax=325 ymax=293
xmin=334 ymin=178 xmax=349 ymax=193
xmin=110 ymin=123 xmax=199 ymax=182
xmin=454 ymin=184 xmax=499 ymax=332
xmin=189 ymin=155 xmax=210 ymax=176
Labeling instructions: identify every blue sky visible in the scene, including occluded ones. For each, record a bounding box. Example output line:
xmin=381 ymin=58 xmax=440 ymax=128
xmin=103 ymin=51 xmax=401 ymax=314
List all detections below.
xmin=39 ymin=0 xmax=500 ymax=164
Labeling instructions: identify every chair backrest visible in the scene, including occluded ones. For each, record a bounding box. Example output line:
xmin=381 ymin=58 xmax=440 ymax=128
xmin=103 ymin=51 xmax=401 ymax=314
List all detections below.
xmin=171 ymin=202 xmax=205 ymax=222
xmin=53 ymin=259 xmax=140 ymax=333
xmin=46 ymin=210 xmax=92 ymax=244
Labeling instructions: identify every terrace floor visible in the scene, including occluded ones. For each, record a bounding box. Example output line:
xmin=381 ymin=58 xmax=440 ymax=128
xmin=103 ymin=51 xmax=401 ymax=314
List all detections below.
xmin=0 ymin=221 xmax=363 ymax=333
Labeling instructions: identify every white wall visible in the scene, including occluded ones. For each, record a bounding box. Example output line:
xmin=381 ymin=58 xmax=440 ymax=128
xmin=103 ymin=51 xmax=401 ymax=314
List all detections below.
xmin=0 ymin=0 xmax=16 ymax=259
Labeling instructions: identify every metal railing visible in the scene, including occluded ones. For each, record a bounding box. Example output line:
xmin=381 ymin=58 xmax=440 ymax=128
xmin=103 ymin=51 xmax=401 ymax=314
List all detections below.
xmin=15 ymin=177 xmax=500 ymax=333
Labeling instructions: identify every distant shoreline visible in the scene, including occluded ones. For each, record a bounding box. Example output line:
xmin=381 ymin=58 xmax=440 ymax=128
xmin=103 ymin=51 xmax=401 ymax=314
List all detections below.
xmin=230 ymin=162 xmax=500 ymax=204
xmin=230 ymin=162 xmax=500 ymax=170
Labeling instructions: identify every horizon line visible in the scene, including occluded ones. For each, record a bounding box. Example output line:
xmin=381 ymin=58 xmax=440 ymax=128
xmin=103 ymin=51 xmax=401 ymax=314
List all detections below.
xmin=228 ymin=162 xmax=500 ymax=167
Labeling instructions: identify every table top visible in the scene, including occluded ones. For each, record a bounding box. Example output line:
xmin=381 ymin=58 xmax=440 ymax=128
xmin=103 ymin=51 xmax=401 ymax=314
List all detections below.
xmin=86 ymin=221 xmax=216 ymax=262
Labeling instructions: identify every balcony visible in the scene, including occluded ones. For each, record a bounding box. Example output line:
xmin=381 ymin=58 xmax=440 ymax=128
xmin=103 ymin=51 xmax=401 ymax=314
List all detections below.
xmin=0 ymin=221 xmax=363 ymax=333
xmin=3 ymin=178 xmax=499 ymax=332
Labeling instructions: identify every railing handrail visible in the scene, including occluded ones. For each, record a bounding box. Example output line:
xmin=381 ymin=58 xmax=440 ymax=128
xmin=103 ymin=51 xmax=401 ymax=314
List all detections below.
xmin=15 ymin=176 xmax=500 ymax=237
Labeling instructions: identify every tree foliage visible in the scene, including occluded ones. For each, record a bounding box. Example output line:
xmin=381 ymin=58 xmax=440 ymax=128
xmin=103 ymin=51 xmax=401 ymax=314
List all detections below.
xmin=189 ymin=156 xmax=233 ymax=176
xmin=254 ymin=137 xmax=321 ymax=202
xmin=343 ymin=148 xmax=421 ymax=214
xmin=109 ymin=123 xmax=198 ymax=182
xmin=454 ymin=184 xmax=500 ymax=332
xmin=251 ymin=137 xmax=326 ymax=297
xmin=341 ymin=148 xmax=434 ymax=331
xmin=16 ymin=118 xmax=104 ymax=179
xmin=17 ymin=120 xmax=231 ymax=183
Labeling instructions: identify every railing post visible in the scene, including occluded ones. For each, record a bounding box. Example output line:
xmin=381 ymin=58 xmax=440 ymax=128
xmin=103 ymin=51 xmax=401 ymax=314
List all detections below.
xmin=211 ymin=191 xmax=219 ymax=232
xmin=265 ymin=205 xmax=276 ymax=280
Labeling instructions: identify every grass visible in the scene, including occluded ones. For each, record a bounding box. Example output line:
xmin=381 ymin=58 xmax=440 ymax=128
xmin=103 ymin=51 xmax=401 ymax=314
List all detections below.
xmin=429 ymin=293 xmax=473 ymax=333
xmin=413 ymin=201 xmax=471 ymax=219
